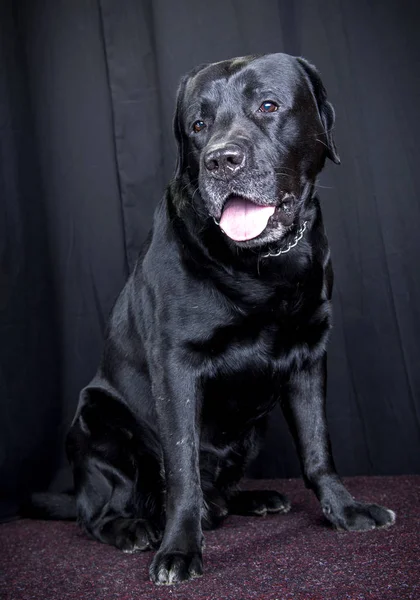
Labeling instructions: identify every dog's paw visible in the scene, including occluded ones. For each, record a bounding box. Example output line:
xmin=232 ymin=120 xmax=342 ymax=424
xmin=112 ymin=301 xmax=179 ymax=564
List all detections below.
xmin=323 ymin=501 xmax=396 ymax=532
xmin=229 ymin=490 xmax=291 ymax=517
xmin=105 ymin=518 xmax=162 ymax=553
xmin=149 ymin=551 xmax=203 ymax=585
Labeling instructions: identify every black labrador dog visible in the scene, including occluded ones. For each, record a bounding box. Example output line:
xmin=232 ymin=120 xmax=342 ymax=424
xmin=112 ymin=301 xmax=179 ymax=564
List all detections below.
xmin=35 ymin=53 xmax=396 ymax=585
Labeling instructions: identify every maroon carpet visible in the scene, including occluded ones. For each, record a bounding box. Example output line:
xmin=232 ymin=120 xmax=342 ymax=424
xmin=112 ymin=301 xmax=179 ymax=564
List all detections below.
xmin=1 ymin=477 xmax=419 ymax=600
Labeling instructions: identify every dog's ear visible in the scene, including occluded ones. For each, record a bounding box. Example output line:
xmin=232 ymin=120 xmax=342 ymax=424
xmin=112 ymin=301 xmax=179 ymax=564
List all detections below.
xmin=173 ymin=63 xmax=209 ymax=179
xmin=297 ymin=57 xmax=340 ymax=165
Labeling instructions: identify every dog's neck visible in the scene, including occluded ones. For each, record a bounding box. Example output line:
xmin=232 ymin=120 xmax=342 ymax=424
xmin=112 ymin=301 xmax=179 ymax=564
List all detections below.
xmin=167 ymin=184 xmax=320 ymax=284
xmin=260 ymin=220 xmax=308 ymax=258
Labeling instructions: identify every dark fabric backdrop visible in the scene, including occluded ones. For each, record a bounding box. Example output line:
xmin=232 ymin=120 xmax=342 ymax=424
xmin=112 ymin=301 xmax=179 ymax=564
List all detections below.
xmin=1 ymin=0 xmax=420 ymax=521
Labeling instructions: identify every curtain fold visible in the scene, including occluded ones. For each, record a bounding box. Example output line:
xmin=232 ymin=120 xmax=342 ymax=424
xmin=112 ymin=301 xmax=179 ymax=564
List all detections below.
xmin=0 ymin=1 xmax=60 ymax=520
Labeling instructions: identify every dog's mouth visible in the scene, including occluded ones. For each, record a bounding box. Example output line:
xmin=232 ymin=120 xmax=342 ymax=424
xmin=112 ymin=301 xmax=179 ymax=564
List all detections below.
xmin=217 ymin=194 xmax=295 ymax=242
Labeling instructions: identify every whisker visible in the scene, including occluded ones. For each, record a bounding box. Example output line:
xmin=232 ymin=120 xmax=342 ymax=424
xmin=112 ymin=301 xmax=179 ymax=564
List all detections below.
xmin=315 ymin=138 xmax=330 ymax=150
xmin=274 ymin=166 xmax=296 ymax=173
xmin=314 ymin=183 xmax=334 ymax=190
xmin=274 ymin=171 xmax=293 ymax=178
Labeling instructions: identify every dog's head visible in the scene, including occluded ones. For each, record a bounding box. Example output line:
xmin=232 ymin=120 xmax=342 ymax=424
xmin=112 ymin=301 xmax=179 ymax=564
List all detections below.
xmin=173 ymin=53 xmax=339 ymax=248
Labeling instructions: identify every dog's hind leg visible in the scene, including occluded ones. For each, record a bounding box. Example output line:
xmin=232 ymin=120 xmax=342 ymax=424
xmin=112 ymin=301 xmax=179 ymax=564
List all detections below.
xmin=67 ymin=390 xmax=163 ymax=553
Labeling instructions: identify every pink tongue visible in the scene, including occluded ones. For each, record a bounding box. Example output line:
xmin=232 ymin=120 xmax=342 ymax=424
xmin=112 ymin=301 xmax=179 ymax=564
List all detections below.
xmin=219 ymin=196 xmax=276 ymax=241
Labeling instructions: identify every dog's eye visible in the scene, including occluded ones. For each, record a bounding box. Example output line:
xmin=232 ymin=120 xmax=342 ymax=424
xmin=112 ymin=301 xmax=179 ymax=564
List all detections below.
xmin=259 ymin=101 xmax=279 ymax=113
xmin=193 ymin=120 xmax=206 ymax=133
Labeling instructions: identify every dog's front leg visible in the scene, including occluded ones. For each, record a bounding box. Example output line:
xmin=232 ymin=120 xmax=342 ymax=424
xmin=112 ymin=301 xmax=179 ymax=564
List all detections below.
xmin=149 ymin=364 xmax=203 ymax=585
xmin=281 ymin=357 xmax=395 ymax=531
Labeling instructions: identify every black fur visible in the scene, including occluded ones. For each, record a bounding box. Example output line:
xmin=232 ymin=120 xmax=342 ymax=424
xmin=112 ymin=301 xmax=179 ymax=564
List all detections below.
xmin=25 ymin=53 xmax=395 ymax=585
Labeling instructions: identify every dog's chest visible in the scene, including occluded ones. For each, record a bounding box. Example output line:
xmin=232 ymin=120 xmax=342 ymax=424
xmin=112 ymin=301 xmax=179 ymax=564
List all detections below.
xmin=196 ymin=301 xmax=330 ymax=441
xmin=186 ymin=296 xmax=330 ymax=373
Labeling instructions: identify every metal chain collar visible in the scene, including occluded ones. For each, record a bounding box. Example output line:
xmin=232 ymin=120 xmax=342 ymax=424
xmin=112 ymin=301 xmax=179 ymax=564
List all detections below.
xmin=262 ymin=220 xmax=308 ymax=258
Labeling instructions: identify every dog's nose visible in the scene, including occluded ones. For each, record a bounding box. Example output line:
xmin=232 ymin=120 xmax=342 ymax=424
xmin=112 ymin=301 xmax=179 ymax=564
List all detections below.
xmin=204 ymin=144 xmax=246 ymax=178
